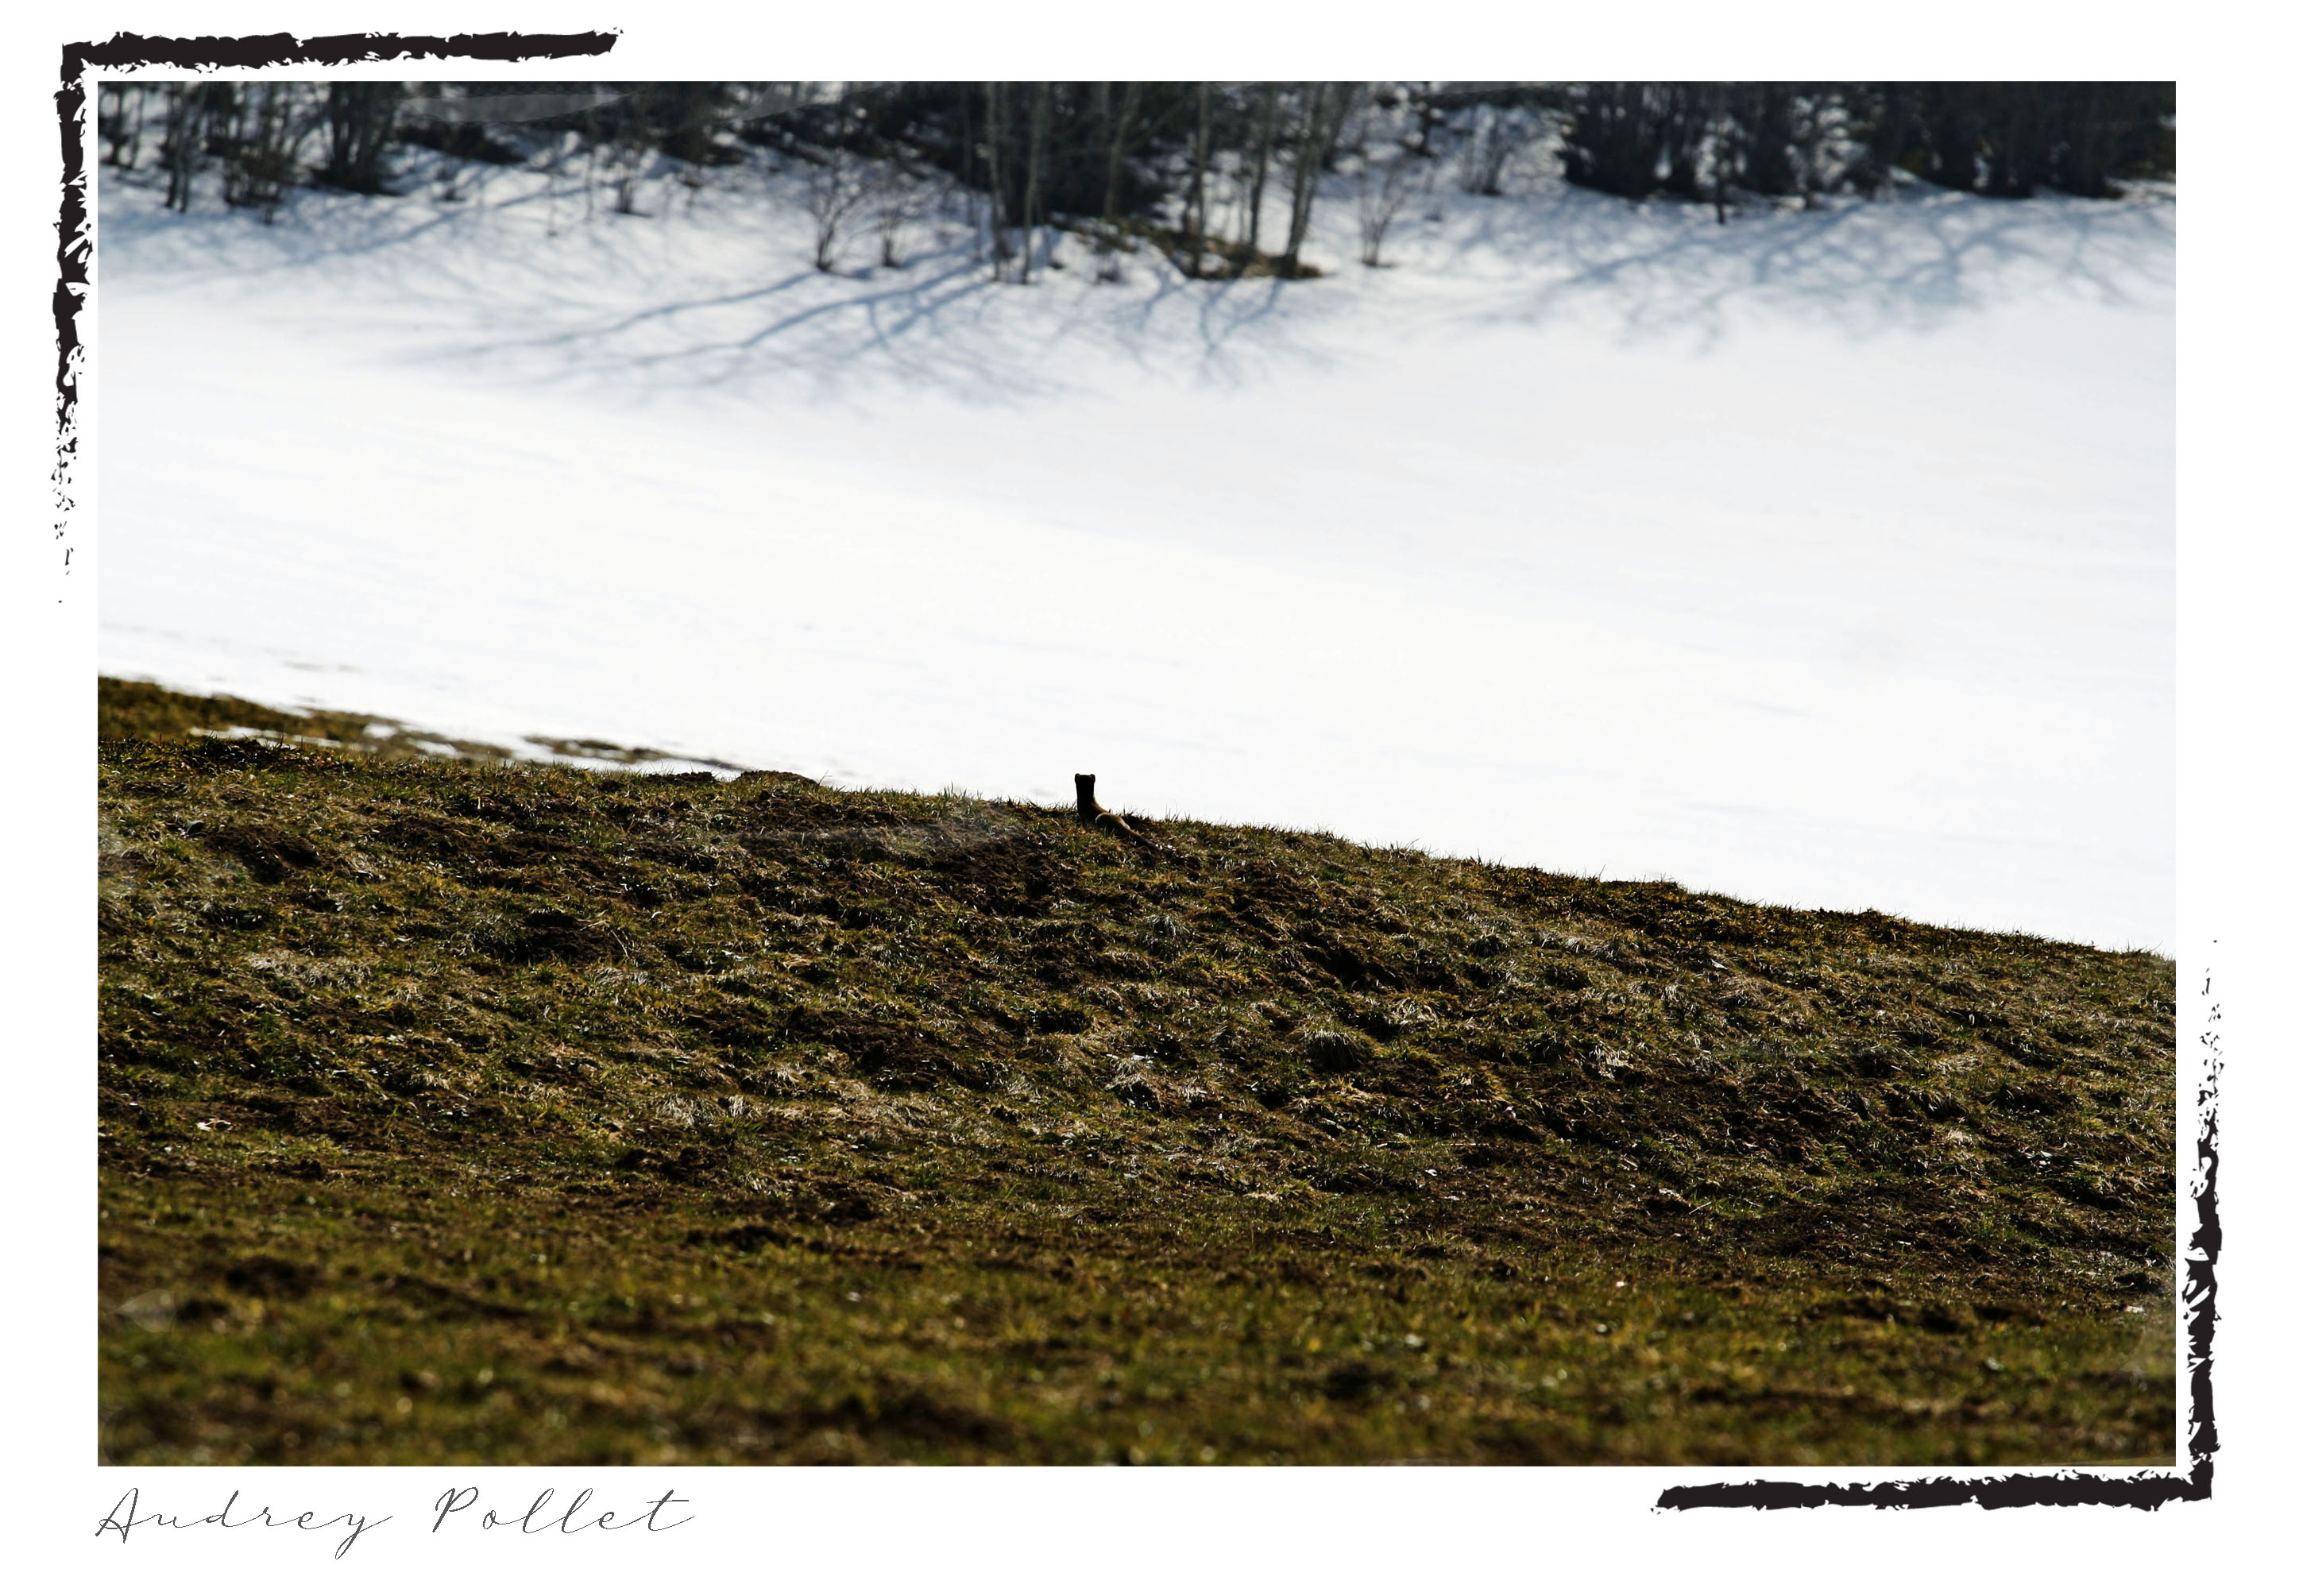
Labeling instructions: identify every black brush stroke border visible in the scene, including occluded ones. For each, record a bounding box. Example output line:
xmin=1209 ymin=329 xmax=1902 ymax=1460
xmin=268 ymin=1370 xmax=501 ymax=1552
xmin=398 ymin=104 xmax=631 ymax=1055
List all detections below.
xmin=60 ymin=41 xmax=2207 ymax=1505
xmin=54 ymin=29 xmax=619 ymax=585
xmin=1659 ymin=964 xmax=2218 ymax=1511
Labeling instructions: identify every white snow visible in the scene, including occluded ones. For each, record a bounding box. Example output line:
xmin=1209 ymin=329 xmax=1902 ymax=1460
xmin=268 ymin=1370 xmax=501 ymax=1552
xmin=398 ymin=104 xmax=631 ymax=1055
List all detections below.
xmin=94 ymin=151 xmax=2173 ymax=952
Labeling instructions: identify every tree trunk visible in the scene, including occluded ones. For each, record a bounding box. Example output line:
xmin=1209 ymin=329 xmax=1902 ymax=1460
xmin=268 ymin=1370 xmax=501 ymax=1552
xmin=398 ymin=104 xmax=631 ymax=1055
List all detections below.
xmin=1019 ymin=81 xmax=1049 ymax=284
xmin=1101 ymin=81 xmax=1140 ymax=226
xmin=1281 ymin=83 xmax=1355 ymax=276
xmin=1278 ymin=83 xmax=1323 ymax=275
xmin=1096 ymin=80 xmax=1142 ymax=275
xmin=164 ymin=85 xmax=202 ymax=212
xmin=985 ymin=82 xmax=1010 ymax=278
xmin=1188 ymin=81 xmax=1212 ymax=276
xmin=1245 ymin=83 xmax=1277 ymax=253
xmin=323 ymin=83 xmax=399 ymax=195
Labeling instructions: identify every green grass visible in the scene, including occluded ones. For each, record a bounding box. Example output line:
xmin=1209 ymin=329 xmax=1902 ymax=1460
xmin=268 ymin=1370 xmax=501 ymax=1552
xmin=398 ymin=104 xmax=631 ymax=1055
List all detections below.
xmin=96 ymin=678 xmax=2176 ymax=1465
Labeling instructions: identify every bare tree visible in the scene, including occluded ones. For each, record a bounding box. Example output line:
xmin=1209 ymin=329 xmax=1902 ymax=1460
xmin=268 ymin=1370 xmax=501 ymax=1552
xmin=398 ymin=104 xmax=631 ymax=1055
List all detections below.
xmin=1095 ymin=80 xmax=1143 ymax=281
xmin=984 ymin=81 xmax=1012 ymax=279
xmin=320 ymin=83 xmax=400 ymax=194
xmin=1242 ymin=82 xmax=1279 ymax=254
xmin=607 ymin=84 xmax=653 ymax=215
xmin=1459 ymin=101 xmax=1532 ymax=196
xmin=1279 ymin=83 xmax=1358 ymax=277
xmin=1018 ymin=81 xmax=1049 ymax=284
xmin=580 ymin=102 xmax=602 ymax=220
xmin=1186 ymin=80 xmax=1213 ymax=277
xmin=804 ymin=144 xmax=871 ymax=271
xmin=101 ymin=84 xmax=149 ymax=170
xmin=161 ymin=83 xmax=211 ymax=212
xmin=222 ymin=81 xmax=313 ymax=222
xmin=1353 ymin=141 xmax=1416 ymax=266
xmin=872 ymin=160 xmax=931 ymax=268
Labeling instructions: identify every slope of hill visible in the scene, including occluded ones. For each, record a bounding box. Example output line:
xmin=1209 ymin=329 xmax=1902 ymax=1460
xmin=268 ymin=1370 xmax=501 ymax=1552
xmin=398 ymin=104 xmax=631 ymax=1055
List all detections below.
xmin=98 ymin=682 xmax=2173 ymax=1465
xmin=94 ymin=145 xmax=2174 ymax=952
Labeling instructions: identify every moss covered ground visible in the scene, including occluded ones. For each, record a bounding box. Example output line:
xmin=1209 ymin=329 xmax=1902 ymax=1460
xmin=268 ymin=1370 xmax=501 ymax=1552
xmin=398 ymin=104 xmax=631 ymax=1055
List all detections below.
xmin=96 ymin=678 xmax=2176 ymax=1465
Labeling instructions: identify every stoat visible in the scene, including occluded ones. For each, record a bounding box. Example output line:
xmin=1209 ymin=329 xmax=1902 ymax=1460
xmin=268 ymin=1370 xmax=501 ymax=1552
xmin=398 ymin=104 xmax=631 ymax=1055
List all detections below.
xmin=1073 ymin=773 xmax=1157 ymax=847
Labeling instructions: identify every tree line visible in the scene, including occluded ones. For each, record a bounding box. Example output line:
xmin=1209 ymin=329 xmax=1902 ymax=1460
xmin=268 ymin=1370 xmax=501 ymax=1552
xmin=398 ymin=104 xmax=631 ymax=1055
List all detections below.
xmin=96 ymin=80 xmax=2173 ymax=270
xmin=1559 ymin=82 xmax=2173 ymax=206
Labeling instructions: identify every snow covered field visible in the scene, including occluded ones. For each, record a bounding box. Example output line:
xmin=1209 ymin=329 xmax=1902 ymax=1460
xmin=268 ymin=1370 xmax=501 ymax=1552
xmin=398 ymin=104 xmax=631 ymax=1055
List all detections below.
xmin=95 ymin=151 xmax=2173 ymax=953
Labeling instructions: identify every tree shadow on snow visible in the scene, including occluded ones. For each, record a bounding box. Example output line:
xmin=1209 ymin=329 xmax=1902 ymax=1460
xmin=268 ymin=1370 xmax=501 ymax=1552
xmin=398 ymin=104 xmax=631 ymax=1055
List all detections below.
xmin=1426 ymin=183 xmax=2173 ymax=346
xmin=99 ymin=158 xmax=2170 ymax=402
xmin=100 ymin=157 xmax=1340 ymax=405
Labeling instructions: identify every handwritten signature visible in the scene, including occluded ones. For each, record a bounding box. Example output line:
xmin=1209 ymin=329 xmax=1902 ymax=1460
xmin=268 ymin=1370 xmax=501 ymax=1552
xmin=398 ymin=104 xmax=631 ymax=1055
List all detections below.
xmin=95 ymin=1485 xmax=691 ymax=1559
xmin=95 ymin=1489 xmax=389 ymax=1560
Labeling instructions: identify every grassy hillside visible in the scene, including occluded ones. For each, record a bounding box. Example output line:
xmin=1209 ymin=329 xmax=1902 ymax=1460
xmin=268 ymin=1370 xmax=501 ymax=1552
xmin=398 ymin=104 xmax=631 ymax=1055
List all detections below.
xmin=96 ymin=678 xmax=2176 ymax=1465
